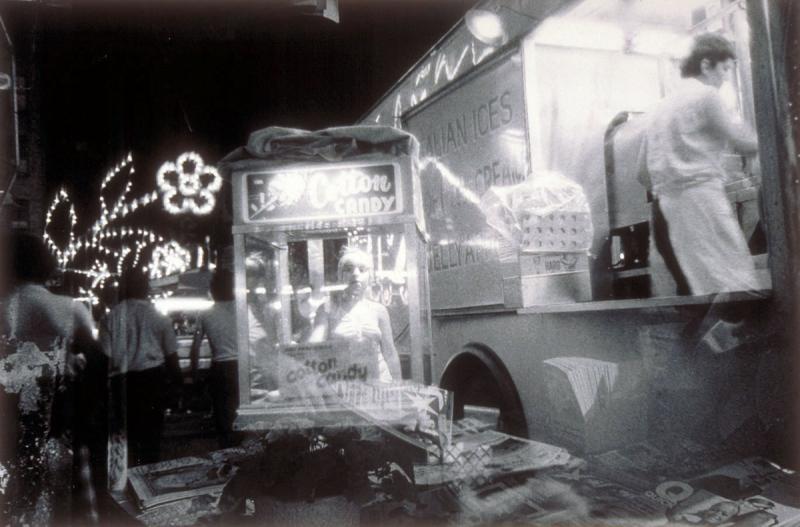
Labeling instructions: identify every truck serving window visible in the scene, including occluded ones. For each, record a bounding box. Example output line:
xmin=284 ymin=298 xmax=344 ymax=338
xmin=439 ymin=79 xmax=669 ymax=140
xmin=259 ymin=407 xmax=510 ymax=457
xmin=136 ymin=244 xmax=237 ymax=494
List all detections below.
xmin=404 ymin=0 xmax=770 ymax=311
xmin=524 ymin=0 xmax=768 ymax=303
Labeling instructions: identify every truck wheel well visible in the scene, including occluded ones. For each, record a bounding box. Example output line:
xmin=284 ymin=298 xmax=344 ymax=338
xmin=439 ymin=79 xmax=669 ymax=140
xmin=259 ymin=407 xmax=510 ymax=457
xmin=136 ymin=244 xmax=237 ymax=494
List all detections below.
xmin=439 ymin=344 xmax=528 ymax=438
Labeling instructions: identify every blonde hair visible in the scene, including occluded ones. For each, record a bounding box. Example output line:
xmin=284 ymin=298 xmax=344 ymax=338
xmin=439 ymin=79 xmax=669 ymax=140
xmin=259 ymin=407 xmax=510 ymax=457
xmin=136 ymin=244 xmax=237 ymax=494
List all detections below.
xmin=337 ymin=246 xmax=372 ymax=278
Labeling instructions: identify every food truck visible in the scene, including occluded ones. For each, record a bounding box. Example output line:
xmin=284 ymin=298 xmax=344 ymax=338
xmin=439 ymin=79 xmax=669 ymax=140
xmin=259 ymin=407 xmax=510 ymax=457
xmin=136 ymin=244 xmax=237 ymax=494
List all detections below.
xmin=358 ymin=0 xmax=798 ymax=456
xmin=221 ymin=126 xmax=438 ymax=431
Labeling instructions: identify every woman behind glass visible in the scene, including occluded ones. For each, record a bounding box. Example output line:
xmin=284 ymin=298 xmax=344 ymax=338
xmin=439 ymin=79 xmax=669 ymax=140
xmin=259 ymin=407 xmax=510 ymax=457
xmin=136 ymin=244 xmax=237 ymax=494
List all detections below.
xmin=308 ymin=246 xmax=401 ymax=382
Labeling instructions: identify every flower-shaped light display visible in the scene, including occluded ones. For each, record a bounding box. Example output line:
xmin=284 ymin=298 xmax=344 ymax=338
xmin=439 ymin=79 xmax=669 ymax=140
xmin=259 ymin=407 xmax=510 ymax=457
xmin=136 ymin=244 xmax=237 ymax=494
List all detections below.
xmin=157 ymin=152 xmax=222 ymax=215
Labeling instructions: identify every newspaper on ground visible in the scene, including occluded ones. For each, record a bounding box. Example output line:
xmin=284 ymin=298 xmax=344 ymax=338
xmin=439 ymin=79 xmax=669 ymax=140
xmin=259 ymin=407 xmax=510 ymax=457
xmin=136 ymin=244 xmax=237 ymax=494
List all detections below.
xmin=543 ymin=465 xmax=672 ymax=525
xmin=134 ymin=493 xmax=221 ymax=527
xmin=589 ymin=435 xmax=741 ymax=491
xmin=676 ymin=457 xmax=800 ymax=526
xmin=571 ymin=453 xmax=800 ymax=526
xmin=413 ymin=430 xmax=571 ymax=487
xmin=128 ymin=456 xmax=237 ymax=510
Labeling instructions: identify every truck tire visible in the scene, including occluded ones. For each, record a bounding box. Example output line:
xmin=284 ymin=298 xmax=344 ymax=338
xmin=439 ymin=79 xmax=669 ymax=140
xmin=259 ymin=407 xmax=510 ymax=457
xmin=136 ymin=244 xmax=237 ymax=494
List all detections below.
xmin=439 ymin=345 xmax=528 ymax=438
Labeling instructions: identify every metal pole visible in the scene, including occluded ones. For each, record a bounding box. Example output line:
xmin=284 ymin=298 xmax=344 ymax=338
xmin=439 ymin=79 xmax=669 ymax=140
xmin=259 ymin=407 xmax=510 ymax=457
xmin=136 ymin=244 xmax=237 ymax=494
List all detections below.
xmin=0 ymin=14 xmax=20 ymax=207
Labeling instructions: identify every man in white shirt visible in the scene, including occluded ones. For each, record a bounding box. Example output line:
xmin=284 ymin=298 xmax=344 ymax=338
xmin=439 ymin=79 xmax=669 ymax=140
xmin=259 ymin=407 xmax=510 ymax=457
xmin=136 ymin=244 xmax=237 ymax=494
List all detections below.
xmin=642 ymin=33 xmax=760 ymax=295
xmin=99 ymin=269 xmax=181 ymax=467
xmin=191 ymin=270 xmax=239 ymax=447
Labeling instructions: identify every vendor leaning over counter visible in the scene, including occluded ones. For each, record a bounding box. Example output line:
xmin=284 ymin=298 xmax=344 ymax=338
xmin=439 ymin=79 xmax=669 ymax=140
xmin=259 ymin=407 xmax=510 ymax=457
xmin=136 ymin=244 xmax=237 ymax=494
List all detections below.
xmin=640 ymin=32 xmax=760 ymax=296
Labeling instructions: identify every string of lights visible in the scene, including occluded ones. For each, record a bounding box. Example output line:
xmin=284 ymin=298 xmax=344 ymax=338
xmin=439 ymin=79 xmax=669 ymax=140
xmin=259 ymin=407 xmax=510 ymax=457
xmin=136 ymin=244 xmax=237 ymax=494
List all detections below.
xmin=384 ymin=39 xmax=496 ymax=126
xmin=43 ymin=153 xmax=195 ymax=307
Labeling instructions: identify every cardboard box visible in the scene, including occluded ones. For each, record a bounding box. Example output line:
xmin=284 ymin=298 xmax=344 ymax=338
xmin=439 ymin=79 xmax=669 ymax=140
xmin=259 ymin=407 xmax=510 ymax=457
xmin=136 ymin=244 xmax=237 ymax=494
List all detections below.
xmin=503 ymin=252 xmax=591 ymax=307
xmin=542 ymin=357 xmax=647 ymax=454
xmin=518 ymin=252 xmax=589 ymax=276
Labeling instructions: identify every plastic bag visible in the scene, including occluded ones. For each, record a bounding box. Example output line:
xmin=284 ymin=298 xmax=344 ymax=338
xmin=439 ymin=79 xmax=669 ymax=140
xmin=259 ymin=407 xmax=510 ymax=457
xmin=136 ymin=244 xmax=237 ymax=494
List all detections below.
xmin=479 ymin=171 xmax=593 ymax=253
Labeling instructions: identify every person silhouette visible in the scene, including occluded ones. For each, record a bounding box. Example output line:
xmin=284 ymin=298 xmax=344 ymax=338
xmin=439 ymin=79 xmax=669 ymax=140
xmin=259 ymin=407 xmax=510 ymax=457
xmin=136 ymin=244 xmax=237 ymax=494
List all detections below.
xmin=1 ymin=231 xmax=107 ymax=525
xmin=190 ymin=270 xmax=240 ymax=447
xmin=640 ymin=33 xmax=760 ymax=295
xmin=99 ymin=268 xmax=181 ymax=467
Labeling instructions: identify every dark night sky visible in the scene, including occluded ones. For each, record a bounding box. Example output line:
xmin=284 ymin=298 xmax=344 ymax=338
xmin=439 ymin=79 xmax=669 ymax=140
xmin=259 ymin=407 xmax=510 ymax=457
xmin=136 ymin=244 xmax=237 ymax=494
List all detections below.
xmin=2 ymin=0 xmax=473 ymax=225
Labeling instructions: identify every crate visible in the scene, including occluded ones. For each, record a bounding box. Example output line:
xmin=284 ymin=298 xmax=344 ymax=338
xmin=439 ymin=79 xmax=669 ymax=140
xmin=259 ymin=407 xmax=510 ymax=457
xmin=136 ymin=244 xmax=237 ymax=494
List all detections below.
xmin=541 ymin=357 xmax=647 ymax=454
xmin=503 ymin=251 xmax=591 ymax=307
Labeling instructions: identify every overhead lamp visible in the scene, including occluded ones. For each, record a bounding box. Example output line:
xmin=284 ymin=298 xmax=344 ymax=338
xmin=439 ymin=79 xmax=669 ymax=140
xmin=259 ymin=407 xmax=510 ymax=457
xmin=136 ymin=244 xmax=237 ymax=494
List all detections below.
xmin=290 ymin=0 xmax=339 ymax=23
xmin=465 ymin=8 xmax=507 ymax=47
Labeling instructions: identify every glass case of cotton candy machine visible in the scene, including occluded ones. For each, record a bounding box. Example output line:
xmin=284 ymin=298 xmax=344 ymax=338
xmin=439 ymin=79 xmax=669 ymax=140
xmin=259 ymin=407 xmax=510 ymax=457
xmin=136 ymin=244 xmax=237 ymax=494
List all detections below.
xmin=227 ymin=150 xmax=434 ymax=431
